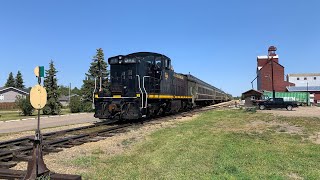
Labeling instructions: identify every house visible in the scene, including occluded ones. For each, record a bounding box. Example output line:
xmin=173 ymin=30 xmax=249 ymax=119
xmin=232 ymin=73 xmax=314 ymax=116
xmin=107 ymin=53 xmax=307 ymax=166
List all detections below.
xmin=0 ymin=87 xmax=29 ymax=109
xmin=59 ymin=94 xmax=79 ymax=107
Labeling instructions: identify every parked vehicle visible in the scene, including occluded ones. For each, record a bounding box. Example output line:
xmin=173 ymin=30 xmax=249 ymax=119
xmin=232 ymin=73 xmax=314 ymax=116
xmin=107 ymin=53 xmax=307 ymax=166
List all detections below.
xmin=258 ymin=98 xmax=298 ymax=111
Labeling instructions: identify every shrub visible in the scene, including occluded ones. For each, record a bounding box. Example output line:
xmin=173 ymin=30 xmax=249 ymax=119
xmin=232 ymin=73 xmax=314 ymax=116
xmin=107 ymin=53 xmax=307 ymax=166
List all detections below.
xmin=15 ymin=95 xmax=34 ymax=116
xmin=69 ymin=96 xmax=81 ymax=113
xmin=42 ymin=106 xmax=51 ymax=115
xmin=81 ymin=101 xmax=94 ymax=112
xmin=42 ymin=98 xmax=61 ymax=115
xmin=69 ymin=97 xmax=93 ymax=113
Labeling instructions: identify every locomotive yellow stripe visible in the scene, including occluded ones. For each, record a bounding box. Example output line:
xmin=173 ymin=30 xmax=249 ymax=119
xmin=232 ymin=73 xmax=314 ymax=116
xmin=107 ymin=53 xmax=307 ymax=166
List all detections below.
xmin=95 ymin=94 xmax=192 ymax=99
xmin=113 ymin=95 xmax=122 ymax=98
xmin=147 ymin=94 xmax=192 ymax=99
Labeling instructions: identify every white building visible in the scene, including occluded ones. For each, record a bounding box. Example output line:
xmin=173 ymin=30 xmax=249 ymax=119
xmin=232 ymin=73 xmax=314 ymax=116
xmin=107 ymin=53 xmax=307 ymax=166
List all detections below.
xmin=287 ymin=73 xmax=320 ymax=87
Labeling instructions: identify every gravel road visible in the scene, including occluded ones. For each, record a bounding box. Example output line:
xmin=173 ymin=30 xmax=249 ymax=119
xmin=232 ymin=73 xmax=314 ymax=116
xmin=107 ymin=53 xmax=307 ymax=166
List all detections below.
xmin=0 ymin=113 xmax=99 ymax=134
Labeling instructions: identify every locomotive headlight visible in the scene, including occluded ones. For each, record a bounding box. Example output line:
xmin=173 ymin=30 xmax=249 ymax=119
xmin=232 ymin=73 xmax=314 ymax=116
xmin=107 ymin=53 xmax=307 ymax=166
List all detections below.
xmin=109 ymin=58 xmax=118 ymax=64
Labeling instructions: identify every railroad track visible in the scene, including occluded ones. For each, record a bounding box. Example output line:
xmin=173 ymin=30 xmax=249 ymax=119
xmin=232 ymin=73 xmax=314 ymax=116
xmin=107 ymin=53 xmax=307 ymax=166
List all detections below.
xmin=0 ymin=101 xmax=235 ymax=170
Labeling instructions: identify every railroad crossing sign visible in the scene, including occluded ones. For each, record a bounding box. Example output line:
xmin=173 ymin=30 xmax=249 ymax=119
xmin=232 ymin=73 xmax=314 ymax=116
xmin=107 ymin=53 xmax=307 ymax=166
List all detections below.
xmin=30 ymin=85 xmax=47 ymax=110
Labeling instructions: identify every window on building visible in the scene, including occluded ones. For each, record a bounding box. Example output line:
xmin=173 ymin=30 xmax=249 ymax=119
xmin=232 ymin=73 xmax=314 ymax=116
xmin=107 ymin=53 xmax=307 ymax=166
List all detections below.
xmin=297 ymin=77 xmax=300 ymax=80
xmin=314 ymin=77 xmax=317 ymax=80
xmin=304 ymin=77 xmax=307 ymax=80
xmin=0 ymin=95 xmax=4 ymax=101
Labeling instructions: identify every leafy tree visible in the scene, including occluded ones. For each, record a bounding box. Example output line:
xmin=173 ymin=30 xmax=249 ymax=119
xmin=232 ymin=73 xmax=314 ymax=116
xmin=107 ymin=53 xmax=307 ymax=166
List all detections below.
xmin=15 ymin=95 xmax=34 ymax=116
xmin=15 ymin=71 xmax=25 ymax=89
xmin=43 ymin=60 xmax=62 ymax=115
xmin=5 ymin=72 xmax=15 ymax=87
xmin=82 ymin=48 xmax=109 ymax=102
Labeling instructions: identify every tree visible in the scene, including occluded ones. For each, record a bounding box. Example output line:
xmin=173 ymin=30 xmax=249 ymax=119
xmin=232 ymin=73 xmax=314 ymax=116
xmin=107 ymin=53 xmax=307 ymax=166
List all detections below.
xmin=58 ymin=85 xmax=70 ymax=96
xmin=15 ymin=95 xmax=34 ymax=116
xmin=72 ymin=87 xmax=81 ymax=95
xmin=5 ymin=72 xmax=15 ymax=87
xmin=15 ymin=71 xmax=25 ymax=89
xmin=82 ymin=48 xmax=109 ymax=102
xmin=43 ymin=60 xmax=62 ymax=115
xmin=69 ymin=96 xmax=81 ymax=113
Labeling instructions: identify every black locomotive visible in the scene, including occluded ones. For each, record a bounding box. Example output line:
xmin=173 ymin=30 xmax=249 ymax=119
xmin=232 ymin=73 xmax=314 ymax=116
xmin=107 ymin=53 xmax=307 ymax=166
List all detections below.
xmin=94 ymin=52 xmax=231 ymax=120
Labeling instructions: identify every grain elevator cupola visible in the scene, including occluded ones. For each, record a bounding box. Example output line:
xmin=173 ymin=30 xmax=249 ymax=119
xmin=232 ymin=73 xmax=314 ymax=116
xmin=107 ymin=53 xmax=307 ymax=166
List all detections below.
xmin=268 ymin=46 xmax=277 ymax=57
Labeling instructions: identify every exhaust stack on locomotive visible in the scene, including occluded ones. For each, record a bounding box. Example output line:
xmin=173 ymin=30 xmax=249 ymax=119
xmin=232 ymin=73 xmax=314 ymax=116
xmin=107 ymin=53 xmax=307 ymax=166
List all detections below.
xmin=94 ymin=52 xmax=231 ymax=120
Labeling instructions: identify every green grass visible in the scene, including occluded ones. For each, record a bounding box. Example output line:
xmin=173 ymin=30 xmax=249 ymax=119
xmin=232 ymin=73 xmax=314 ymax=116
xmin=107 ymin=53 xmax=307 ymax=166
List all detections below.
xmin=70 ymin=110 xmax=320 ymax=179
xmin=0 ymin=108 xmax=71 ymax=121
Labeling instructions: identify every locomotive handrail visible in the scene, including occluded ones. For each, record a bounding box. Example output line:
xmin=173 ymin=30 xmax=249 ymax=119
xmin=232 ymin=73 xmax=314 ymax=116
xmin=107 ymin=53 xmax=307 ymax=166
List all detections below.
xmin=143 ymin=76 xmax=150 ymax=108
xmin=136 ymin=75 xmax=143 ymax=108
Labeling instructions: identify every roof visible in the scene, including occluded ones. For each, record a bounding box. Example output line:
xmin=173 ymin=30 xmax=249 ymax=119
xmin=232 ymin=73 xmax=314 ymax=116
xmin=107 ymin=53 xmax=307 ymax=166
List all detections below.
xmin=0 ymin=87 xmax=29 ymax=95
xmin=242 ymin=89 xmax=263 ymax=95
xmin=287 ymin=86 xmax=320 ymax=92
xmin=185 ymin=74 xmax=226 ymax=94
xmin=257 ymin=58 xmax=284 ymax=70
xmin=257 ymin=55 xmax=279 ymax=59
xmin=59 ymin=94 xmax=79 ymax=101
xmin=108 ymin=52 xmax=171 ymax=61
xmin=287 ymin=73 xmax=320 ymax=77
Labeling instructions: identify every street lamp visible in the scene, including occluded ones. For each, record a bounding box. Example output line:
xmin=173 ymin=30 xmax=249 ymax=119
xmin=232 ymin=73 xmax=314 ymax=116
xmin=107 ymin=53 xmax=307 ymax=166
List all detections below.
xmin=268 ymin=46 xmax=277 ymax=99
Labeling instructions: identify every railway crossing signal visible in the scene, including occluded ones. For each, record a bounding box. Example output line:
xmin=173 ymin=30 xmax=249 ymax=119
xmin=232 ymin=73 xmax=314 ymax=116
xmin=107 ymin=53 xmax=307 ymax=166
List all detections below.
xmin=24 ymin=66 xmax=50 ymax=180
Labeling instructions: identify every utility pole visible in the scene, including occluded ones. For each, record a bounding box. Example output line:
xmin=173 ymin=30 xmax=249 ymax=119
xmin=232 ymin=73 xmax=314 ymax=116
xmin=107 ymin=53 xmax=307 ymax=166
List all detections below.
xmin=268 ymin=46 xmax=277 ymax=99
xmin=69 ymin=83 xmax=71 ymax=104
xmin=307 ymin=82 xmax=309 ymax=106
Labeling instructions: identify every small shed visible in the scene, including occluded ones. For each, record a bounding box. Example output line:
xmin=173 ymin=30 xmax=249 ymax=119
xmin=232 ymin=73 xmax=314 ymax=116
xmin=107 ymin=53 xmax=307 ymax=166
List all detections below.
xmin=241 ymin=89 xmax=263 ymax=107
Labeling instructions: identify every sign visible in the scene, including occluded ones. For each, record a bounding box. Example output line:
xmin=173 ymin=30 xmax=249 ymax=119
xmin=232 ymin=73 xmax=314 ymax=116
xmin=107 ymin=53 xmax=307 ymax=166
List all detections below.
xmin=34 ymin=66 xmax=45 ymax=77
xmin=30 ymin=85 xmax=47 ymax=110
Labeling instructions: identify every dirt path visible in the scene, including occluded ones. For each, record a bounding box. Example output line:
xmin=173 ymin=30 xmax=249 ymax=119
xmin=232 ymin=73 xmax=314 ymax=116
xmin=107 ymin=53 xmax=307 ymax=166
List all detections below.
xmin=258 ymin=106 xmax=320 ymax=117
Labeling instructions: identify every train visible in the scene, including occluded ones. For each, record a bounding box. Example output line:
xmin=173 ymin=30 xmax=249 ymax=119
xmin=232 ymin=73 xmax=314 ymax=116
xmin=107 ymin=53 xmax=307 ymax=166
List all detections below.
xmin=94 ymin=52 xmax=232 ymax=120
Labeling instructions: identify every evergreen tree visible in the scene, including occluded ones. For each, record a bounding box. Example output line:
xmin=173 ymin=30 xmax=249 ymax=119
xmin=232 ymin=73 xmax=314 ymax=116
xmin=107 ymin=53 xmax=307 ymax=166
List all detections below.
xmin=82 ymin=48 xmax=109 ymax=102
xmin=43 ymin=60 xmax=62 ymax=115
xmin=15 ymin=71 xmax=25 ymax=89
xmin=72 ymin=87 xmax=81 ymax=95
xmin=5 ymin=72 xmax=15 ymax=87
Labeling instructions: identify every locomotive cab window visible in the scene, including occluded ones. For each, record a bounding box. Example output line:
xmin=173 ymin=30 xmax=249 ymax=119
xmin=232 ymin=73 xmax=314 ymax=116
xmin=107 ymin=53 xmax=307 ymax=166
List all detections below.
xmin=164 ymin=59 xmax=171 ymax=70
xmin=155 ymin=57 xmax=162 ymax=69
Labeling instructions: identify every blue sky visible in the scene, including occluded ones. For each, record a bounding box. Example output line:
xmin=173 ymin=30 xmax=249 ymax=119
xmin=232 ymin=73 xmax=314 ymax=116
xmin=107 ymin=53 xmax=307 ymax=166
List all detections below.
xmin=0 ymin=0 xmax=319 ymax=96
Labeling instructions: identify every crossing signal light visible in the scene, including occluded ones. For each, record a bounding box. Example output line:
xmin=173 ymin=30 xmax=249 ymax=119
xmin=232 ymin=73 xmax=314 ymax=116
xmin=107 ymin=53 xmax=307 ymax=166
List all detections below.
xmin=34 ymin=66 xmax=45 ymax=77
